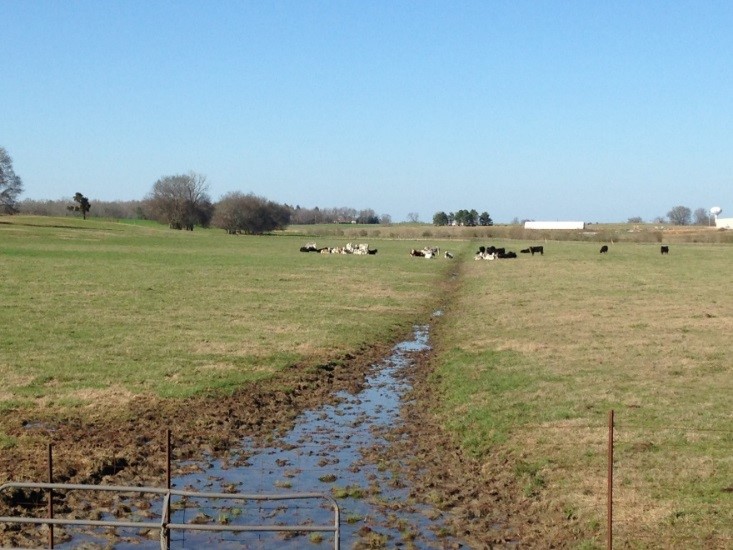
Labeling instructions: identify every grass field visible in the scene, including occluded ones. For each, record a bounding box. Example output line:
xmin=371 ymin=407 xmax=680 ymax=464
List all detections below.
xmin=1 ymin=216 xmax=731 ymax=547
xmin=432 ymin=239 xmax=732 ymax=547
xmin=0 ymin=216 xmax=453 ymax=411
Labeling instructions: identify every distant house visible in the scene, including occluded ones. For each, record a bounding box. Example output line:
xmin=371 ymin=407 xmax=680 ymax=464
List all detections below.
xmin=524 ymin=221 xmax=586 ymax=230
xmin=715 ymin=217 xmax=733 ymax=229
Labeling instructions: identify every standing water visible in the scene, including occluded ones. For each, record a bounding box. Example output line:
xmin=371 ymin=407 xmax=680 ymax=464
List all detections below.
xmin=57 ymin=324 xmax=463 ymax=548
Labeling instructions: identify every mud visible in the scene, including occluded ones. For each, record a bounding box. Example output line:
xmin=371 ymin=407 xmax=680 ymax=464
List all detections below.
xmin=0 ymin=320 xmax=569 ymax=549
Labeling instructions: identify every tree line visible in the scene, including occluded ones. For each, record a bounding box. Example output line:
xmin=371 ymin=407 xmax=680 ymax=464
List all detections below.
xmin=1 ymin=146 xmax=723 ymax=229
xmin=432 ymin=209 xmax=493 ymax=226
xmin=629 ymin=206 xmax=719 ymax=226
xmin=1 ymin=145 xmax=390 ymax=233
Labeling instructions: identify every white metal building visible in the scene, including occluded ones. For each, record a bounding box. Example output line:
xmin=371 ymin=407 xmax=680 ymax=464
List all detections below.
xmin=524 ymin=221 xmax=586 ymax=230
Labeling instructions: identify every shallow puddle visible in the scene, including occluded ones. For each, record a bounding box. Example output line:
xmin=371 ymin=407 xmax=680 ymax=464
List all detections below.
xmin=57 ymin=324 xmax=463 ymax=548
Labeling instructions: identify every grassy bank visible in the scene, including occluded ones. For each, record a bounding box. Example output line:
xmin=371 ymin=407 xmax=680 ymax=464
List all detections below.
xmin=431 ymin=239 xmax=732 ymax=547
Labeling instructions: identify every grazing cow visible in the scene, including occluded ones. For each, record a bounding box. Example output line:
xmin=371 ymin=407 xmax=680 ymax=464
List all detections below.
xmin=600 ymin=245 xmax=609 ymax=254
xmin=660 ymin=245 xmax=669 ymax=255
xmin=530 ymin=246 xmax=544 ymax=256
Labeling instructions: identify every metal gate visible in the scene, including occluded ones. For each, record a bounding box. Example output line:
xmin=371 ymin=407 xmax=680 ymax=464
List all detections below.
xmin=0 ymin=481 xmax=340 ymax=549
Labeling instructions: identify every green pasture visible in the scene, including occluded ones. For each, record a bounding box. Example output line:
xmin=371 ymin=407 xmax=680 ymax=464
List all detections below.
xmin=0 ymin=216 xmax=456 ymax=410
xmin=432 ymin=239 xmax=732 ymax=547
xmin=1 ymin=216 xmax=731 ymax=546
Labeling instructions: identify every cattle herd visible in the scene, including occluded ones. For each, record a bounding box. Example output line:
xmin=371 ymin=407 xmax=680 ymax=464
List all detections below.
xmin=474 ymin=245 xmax=519 ymax=260
xmin=300 ymin=242 xmax=378 ymax=255
xmin=301 ymin=242 xmax=671 ymax=258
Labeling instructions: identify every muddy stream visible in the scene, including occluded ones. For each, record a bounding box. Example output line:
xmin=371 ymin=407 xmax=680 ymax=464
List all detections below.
xmin=57 ymin=322 xmax=466 ymax=549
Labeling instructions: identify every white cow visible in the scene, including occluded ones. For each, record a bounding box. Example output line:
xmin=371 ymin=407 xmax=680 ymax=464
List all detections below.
xmin=474 ymin=251 xmax=496 ymax=260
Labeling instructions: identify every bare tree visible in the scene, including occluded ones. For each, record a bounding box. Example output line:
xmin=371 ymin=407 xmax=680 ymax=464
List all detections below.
xmin=407 ymin=212 xmax=420 ymax=223
xmin=667 ymin=205 xmax=692 ymax=226
xmin=212 ymin=192 xmax=290 ymax=234
xmin=0 ymin=147 xmax=23 ymax=214
xmin=145 ymin=172 xmax=212 ymax=230
xmin=693 ymin=208 xmax=712 ymax=226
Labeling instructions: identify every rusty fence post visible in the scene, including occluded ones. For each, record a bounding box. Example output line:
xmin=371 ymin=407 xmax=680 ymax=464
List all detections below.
xmin=607 ymin=410 xmax=614 ymax=550
xmin=47 ymin=443 xmax=54 ymax=549
xmin=166 ymin=429 xmax=171 ymax=491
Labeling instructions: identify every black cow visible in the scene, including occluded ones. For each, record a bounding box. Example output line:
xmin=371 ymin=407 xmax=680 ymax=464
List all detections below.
xmin=661 ymin=245 xmax=669 ymax=255
xmin=530 ymin=246 xmax=544 ymax=255
xmin=600 ymin=245 xmax=609 ymax=254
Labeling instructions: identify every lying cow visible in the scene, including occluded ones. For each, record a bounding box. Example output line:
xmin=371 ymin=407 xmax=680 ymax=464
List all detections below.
xmin=521 ymin=246 xmax=544 ymax=255
xmin=411 ymin=246 xmax=440 ymax=259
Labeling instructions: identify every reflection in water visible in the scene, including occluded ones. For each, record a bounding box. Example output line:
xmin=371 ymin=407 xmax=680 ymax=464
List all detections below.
xmin=57 ymin=325 xmax=463 ymax=548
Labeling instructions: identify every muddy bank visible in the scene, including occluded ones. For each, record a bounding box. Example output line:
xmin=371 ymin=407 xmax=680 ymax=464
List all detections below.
xmin=0 ymin=338 xmax=394 ymax=547
xmin=1 ymin=322 xmax=571 ymax=549
xmin=377 ymin=336 xmax=575 ymax=548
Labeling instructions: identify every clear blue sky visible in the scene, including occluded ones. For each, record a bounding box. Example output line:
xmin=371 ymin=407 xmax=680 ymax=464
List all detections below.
xmin=3 ymin=1 xmax=732 ymax=223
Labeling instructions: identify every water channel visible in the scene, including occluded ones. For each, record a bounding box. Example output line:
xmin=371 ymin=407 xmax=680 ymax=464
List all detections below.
xmin=57 ymin=322 xmax=464 ymax=548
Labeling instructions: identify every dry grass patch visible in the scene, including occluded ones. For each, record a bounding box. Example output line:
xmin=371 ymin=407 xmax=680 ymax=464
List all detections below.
xmin=431 ymin=240 xmax=733 ymax=546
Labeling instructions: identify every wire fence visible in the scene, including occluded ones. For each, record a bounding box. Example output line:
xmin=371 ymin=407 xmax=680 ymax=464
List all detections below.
xmin=1 ymin=415 xmax=731 ymax=549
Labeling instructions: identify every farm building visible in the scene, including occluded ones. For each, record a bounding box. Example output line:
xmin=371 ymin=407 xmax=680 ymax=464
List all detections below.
xmin=715 ymin=217 xmax=733 ymax=229
xmin=524 ymin=221 xmax=586 ymax=230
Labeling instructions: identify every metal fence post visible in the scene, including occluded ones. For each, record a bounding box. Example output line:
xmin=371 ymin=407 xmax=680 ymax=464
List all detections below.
xmin=607 ymin=410 xmax=614 ymax=550
xmin=47 ymin=443 xmax=54 ymax=549
xmin=165 ymin=429 xmax=171 ymax=550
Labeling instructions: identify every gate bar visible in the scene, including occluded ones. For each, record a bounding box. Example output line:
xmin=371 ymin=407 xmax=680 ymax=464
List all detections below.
xmin=0 ymin=482 xmax=340 ymax=550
